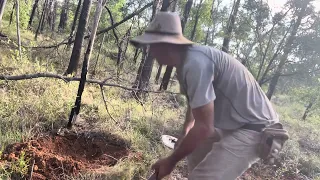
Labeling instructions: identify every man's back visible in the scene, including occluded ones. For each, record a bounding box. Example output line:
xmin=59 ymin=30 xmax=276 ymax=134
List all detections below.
xmin=177 ymin=45 xmax=279 ymax=130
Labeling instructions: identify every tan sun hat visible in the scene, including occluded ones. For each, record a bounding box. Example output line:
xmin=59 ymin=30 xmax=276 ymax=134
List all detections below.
xmin=130 ymin=11 xmax=193 ymax=47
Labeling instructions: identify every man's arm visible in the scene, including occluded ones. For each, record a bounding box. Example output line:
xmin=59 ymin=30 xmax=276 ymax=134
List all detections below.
xmin=181 ymin=105 xmax=195 ymax=136
xmin=169 ymin=101 xmax=216 ymax=164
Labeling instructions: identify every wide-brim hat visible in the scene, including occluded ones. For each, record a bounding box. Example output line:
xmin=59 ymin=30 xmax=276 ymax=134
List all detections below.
xmin=130 ymin=12 xmax=193 ymax=47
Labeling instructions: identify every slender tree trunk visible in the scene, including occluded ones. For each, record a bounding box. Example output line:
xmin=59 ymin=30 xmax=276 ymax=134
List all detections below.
xmin=266 ymin=1 xmax=310 ymax=99
xmin=92 ymin=33 xmax=106 ymax=77
xmin=222 ymin=0 xmax=241 ymax=53
xmin=259 ymin=27 xmax=290 ymax=85
xmin=15 ymin=0 xmax=21 ymax=60
xmin=133 ymin=0 xmax=163 ymax=94
xmin=155 ymin=64 xmax=162 ymax=84
xmin=35 ymin=0 xmax=47 ymax=40
xmin=40 ymin=2 xmax=47 ymax=33
xmin=52 ymin=0 xmax=57 ymax=31
xmin=302 ymin=99 xmax=316 ymax=121
xmin=67 ymin=0 xmax=82 ymax=47
xmin=190 ymin=0 xmax=203 ymax=41
xmin=47 ymin=0 xmax=53 ymax=29
xmin=133 ymin=48 xmax=140 ymax=63
xmin=181 ymin=0 xmax=193 ymax=33
xmin=68 ymin=0 xmax=103 ymax=128
xmin=204 ymin=27 xmax=210 ymax=45
xmin=28 ymin=0 xmax=39 ymax=29
xmin=9 ymin=2 xmax=15 ymax=26
xmin=256 ymin=24 xmax=275 ymax=80
xmin=133 ymin=47 xmax=148 ymax=88
xmin=58 ymin=0 xmax=69 ymax=32
xmin=0 ymin=0 xmax=7 ymax=26
xmin=64 ymin=0 xmax=91 ymax=75
xmin=160 ymin=0 xmax=193 ymax=90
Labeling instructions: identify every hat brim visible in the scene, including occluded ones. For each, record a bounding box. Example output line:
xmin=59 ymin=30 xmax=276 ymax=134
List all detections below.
xmin=130 ymin=33 xmax=193 ymax=48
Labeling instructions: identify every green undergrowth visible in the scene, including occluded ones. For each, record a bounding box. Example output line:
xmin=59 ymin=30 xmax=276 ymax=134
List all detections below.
xmin=272 ymin=95 xmax=320 ymax=178
xmin=0 ymin=44 xmax=185 ymax=179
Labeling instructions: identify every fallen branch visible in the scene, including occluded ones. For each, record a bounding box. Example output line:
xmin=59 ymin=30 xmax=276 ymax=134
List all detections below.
xmin=0 ymin=73 xmax=180 ymax=94
xmin=28 ymin=2 xmax=153 ymax=49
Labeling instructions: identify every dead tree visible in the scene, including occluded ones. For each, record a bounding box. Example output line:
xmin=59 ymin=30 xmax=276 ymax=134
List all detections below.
xmin=266 ymin=0 xmax=311 ymax=99
xmin=67 ymin=0 xmax=83 ymax=47
xmin=68 ymin=0 xmax=104 ymax=128
xmin=159 ymin=0 xmax=193 ymax=90
xmin=222 ymin=0 xmax=241 ymax=53
xmin=16 ymin=0 xmax=21 ymax=60
xmin=58 ymin=0 xmax=69 ymax=32
xmin=28 ymin=0 xmax=40 ymax=28
xmin=64 ymin=0 xmax=91 ymax=75
xmin=0 ymin=0 xmax=7 ymax=26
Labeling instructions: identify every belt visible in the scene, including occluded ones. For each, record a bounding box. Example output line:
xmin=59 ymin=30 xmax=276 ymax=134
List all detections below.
xmin=242 ymin=124 xmax=266 ymax=132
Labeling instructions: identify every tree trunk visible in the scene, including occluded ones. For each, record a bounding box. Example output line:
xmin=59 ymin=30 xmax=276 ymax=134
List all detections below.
xmin=64 ymin=0 xmax=91 ymax=75
xmin=40 ymin=1 xmax=47 ymax=33
xmin=68 ymin=0 xmax=103 ymax=128
xmin=47 ymin=0 xmax=53 ymax=30
xmin=190 ymin=0 xmax=203 ymax=41
xmin=258 ymin=28 xmax=290 ymax=85
xmin=133 ymin=48 xmax=140 ymax=63
xmin=204 ymin=27 xmax=210 ymax=45
xmin=160 ymin=0 xmax=193 ymax=90
xmin=266 ymin=1 xmax=310 ymax=99
xmin=67 ymin=0 xmax=82 ymax=47
xmin=256 ymin=24 xmax=275 ymax=80
xmin=52 ymin=0 xmax=57 ymax=31
xmin=222 ymin=0 xmax=241 ymax=53
xmin=160 ymin=66 xmax=173 ymax=90
xmin=0 ymin=0 xmax=7 ymax=26
xmin=155 ymin=64 xmax=162 ymax=84
xmin=92 ymin=33 xmax=105 ymax=77
xmin=133 ymin=0 xmax=164 ymax=94
xmin=133 ymin=47 xmax=148 ymax=88
xmin=181 ymin=0 xmax=193 ymax=33
xmin=35 ymin=0 xmax=47 ymax=40
xmin=302 ymin=99 xmax=315 ymax=121
xmin=15 ymin=0 xmax=21 ymax=60
xmin=28 ymin=0 xmax=39 ymax=29
xmin=9 ymin=2 xmax=15 ymax=26
xmin=58 ymin=0 xmax=69 ymax=32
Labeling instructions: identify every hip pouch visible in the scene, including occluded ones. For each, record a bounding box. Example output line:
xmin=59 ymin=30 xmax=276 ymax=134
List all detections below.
xmin=258 ymin=123 xmax=289 ymax=164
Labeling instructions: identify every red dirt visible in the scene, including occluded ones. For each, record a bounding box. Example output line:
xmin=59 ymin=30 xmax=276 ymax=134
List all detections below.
xmin=1 ymin=131 xmax=130 ymax=180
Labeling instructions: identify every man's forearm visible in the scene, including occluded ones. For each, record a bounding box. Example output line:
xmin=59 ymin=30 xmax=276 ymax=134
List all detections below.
xmin=181 ymin=105 xmax=195 ymax=136
xmin=169 ymin=121 xmax=214 ymax=163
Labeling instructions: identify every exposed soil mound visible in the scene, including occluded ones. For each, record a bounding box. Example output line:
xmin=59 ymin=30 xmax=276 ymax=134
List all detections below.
xmin=1 ymin=131 xmax=130 ymax=180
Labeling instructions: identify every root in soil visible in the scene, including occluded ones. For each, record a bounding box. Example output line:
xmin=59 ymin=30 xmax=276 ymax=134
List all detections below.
xmin=1 ymin=131 xmax=130 ymax=180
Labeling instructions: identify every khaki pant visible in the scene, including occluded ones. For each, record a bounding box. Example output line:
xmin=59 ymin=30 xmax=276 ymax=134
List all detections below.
xmin=187 ymin=128 xmax=261 ymax=180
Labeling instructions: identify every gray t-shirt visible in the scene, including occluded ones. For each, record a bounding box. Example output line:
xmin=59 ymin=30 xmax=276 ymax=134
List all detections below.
xmin=177 ymin=45 xmax=279 ymax=130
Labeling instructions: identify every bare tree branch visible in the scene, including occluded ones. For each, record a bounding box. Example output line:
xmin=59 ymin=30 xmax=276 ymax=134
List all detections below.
xmin=0 ymin=73 xmax=180 ymax=94
xmin=100 ymin=85 xmax=118 ymax=124
xmin=28 ymin=2 xmax=153 ymax=49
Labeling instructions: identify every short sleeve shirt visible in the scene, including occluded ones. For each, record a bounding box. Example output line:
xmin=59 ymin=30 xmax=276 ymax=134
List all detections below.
xmin=176 ymin=45 xmax=279 ymax=130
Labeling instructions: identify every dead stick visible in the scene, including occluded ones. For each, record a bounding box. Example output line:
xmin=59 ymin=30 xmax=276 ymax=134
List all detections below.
xmin=0 ymin=73 xmax=180 ymax=94
xmin=29 ymin=159 xmax=35 ymax=180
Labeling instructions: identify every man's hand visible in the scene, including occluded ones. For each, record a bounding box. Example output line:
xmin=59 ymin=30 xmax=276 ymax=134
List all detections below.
xmin=151 ymin=156 xmax=177 ymax=179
